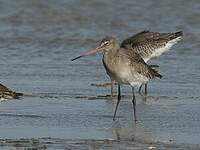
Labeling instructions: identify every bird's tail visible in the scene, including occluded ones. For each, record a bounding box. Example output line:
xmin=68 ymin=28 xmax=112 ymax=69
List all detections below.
xmin=154 ymin=70 xmax=163 ymax=79
xmin=149 ymin=64 xmax=159 ymax=68
xmin=169 ymin=31 xmax=183 ymax=40
xmin=16 ymin=92 xmax=24 ymax=97
xmin=175 ymin=31 xmax=183 ymax=37
xmin=148 ymin=66 xmax=162 ymax=79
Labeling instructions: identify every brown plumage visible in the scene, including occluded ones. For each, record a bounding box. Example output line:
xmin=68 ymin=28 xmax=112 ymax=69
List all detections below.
xmin=121 ymin=30 xmax=183 ymax=61
xmin=71 ymin=36 xmax=163 ymax=122
xmin=105 ymin=30 xmax=182 ymax=96
xmin=118 ymin=47 xmax=162 ymax=80
xmin=0 ymin=83 xmax=23 ymax=99
xmin=101 ymin=37 xmax=163 ymax=121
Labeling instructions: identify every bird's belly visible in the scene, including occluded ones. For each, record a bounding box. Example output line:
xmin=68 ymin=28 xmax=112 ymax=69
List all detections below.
xmin=129 ymin=73 xmax=148 ymax=87
xmin=103 ymin=58 xmax=148 ymax=86
xmin=114 ymin=69 xmax=131 ymax=84
xmin=111 ymin=67 xmax=148 ymax=86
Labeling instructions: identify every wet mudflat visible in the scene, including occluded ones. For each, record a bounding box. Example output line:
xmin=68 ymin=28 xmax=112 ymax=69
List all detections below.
xmin=0 ymin=0 xmax=200 ymax=149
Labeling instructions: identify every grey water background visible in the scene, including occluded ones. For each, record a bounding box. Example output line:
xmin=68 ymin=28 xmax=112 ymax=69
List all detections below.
xmin=0 ymin=0 xmax=200 ymax=149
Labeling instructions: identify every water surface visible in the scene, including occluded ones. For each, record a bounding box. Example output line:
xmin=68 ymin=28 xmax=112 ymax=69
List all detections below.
xmin=0 ymin=0 xmax=200 ymax=149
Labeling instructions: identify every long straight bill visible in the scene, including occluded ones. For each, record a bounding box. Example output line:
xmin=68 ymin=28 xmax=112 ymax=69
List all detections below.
xmin=71 ymin=47 xmax=99 ymax=61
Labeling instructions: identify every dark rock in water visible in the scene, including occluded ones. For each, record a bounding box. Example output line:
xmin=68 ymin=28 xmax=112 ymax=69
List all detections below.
xmin=0 ymin=83 xmax=23 ymax=99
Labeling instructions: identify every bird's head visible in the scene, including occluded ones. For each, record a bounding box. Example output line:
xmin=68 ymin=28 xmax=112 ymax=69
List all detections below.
xmin=71 ymin=36 xmax=119 ymax=61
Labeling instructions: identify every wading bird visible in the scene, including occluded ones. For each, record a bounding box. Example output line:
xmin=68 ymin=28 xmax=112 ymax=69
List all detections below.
xmin=106 ymin=31 xmax=182 ymax=96
xmin=71 ymin=37 xmax=162 ymax=122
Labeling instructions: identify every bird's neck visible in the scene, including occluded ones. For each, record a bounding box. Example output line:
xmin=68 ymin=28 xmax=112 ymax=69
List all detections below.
xmin=103 ymin=43 xmax=120 ymax=57
xmin=102 ymin=44 xmax=120 ymax=73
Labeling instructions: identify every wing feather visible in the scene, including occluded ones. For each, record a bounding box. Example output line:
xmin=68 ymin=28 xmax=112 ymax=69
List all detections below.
xmin=119 ymin=48 xmax=162 ymax=79
xmin=121 ymin=31 xmax=183 ymax=59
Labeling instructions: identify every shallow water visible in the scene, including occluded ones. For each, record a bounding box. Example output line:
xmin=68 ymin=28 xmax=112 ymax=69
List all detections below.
xmin=0 ymin=0 xmax=200 ymax=149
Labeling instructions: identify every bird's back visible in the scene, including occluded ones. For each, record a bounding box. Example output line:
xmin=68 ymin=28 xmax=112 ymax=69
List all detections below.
xmin=120 ymin=48 xmax=162 ymax=79
xmin=103 ymin=47 xmax=162 ymax=86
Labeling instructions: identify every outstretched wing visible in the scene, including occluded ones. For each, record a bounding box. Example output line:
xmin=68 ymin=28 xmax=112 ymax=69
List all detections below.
xmin=121 ymin=31 xmax=183 ymax=61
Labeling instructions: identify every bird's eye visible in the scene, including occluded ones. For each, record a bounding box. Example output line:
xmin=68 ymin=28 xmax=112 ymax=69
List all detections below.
xmin=103 ymin=41 xmax=109 ymax=45
xmin=100 ymin=40 xmax=110 ymax=47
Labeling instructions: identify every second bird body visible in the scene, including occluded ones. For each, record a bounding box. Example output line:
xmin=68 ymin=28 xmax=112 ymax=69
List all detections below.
xmin=107 ymin=31 xmax=183 ymax=95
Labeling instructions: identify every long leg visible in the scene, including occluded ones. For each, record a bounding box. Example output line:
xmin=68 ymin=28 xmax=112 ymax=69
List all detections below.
xmin=113 ymin=84 xmax=121 ymax=121
xmin=111 ymin=80 xmax=115 ymax=97
xmin=132 ymin=87 xmax=137 ymax=122
xmin=138 ymin=83 xmax=148 ymax=95
xmin=144 ymin=83 xmax=147 ymax=95
xmin=138 ymin=84 xmax=143 ymax=94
